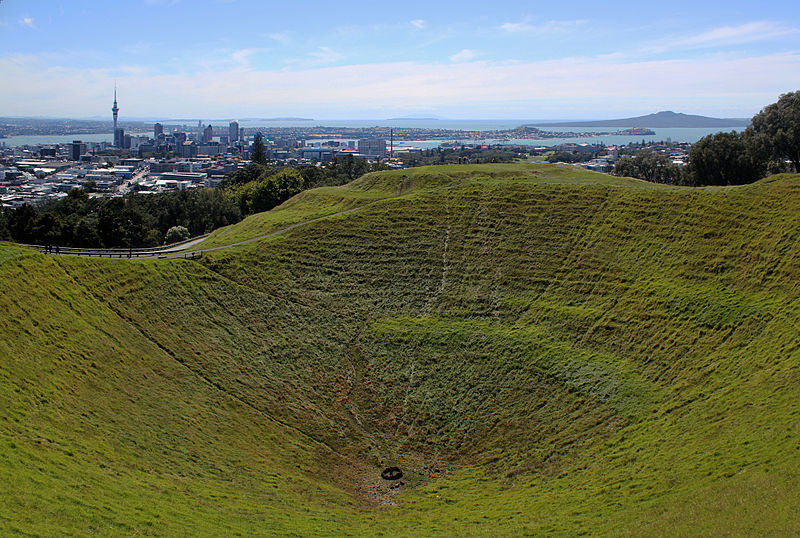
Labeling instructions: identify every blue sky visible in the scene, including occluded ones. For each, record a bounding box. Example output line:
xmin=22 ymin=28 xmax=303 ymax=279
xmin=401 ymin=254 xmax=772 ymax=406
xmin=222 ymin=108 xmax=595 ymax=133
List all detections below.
xmin=1 ymin=0 xmax=799 ymax=119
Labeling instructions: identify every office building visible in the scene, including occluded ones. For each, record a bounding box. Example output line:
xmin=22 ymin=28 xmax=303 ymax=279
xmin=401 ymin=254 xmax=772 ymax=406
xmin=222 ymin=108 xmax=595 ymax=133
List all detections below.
xmin=114 ymin=128 xmax=125 ymax=148
xmin=358 ymin=139 xmax=387 ymax=157
xmin=70 ymin=141 xmax=87 ymax=161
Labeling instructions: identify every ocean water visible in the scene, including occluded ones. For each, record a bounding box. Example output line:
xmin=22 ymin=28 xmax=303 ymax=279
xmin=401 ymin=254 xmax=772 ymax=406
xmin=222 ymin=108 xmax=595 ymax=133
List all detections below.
xmin=2 ymin=123 xmax=742 ymax=149
xmin=2 ymin=132 xmax=147 ymax=147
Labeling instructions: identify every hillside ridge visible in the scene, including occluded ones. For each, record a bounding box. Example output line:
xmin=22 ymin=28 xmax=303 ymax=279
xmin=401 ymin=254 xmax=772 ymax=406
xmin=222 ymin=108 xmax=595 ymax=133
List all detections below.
xmin=2 ymin=164 xmax=799 ymax=535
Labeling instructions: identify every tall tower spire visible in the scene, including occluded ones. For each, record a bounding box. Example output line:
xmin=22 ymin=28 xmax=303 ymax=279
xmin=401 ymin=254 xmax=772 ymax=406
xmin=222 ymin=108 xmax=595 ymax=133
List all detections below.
xmin=112 ymin=82 xmax=120 ymax=147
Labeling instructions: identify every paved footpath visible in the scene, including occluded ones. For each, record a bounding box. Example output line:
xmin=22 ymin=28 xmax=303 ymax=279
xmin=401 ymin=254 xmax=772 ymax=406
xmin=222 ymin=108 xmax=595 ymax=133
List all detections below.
xmin=31 ymin=205 xmax=364 ymax=260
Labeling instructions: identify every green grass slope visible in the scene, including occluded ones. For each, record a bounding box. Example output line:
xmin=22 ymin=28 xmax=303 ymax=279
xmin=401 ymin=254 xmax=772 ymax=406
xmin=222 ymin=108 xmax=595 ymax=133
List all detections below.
xmin=2 ymin=164 xmax=800 ymax=535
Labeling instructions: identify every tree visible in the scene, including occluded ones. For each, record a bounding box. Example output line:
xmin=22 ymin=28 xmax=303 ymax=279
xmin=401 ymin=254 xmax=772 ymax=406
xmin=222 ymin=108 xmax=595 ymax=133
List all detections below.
xmin=220 ymin=162 xmax=269 ymax=189
xmin=251 ymin=133 xmax=267 ymax=165
xmin=683 ymin=131 xmax=766 ymax=186
xmin=72 ymin=216 xmax=101 ymax=247
xmin=751 ymin=91 xmax=800 ymax=172
xmin=164 ymin=225 xmax=190 ymax=244
xmin=0 ymin=211 xmax=11 ymax=241
xmin=30 ymin=212 xmax=69 ymax=246
xmin=613 ymin=150 xmax=682 ymax=184
xmin=8 ymin=204 xmax=37 ymax=243
xmin=341 ymin=154 xmax=368 ymax=181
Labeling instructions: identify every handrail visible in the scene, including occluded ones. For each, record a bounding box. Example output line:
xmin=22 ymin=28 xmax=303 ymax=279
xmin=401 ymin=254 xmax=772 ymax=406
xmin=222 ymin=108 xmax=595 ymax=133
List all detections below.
xmin=21 ymin=233 xmax=209 ymax=254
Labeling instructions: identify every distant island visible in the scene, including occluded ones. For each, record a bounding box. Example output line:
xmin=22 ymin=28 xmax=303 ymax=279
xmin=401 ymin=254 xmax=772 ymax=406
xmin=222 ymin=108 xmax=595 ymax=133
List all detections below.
xmin=258 ymin=117 xmax=314 ymax=121
xmin=531 ymin=111 xmax=751 ymax=128
xmin=386 ymin=117 xmax=442 ymax=121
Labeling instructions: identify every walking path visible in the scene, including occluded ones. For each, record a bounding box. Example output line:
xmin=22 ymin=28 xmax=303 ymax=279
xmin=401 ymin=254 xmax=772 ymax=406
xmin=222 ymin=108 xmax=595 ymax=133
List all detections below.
xmin=29 ymin=205 xmax=364 ymax=260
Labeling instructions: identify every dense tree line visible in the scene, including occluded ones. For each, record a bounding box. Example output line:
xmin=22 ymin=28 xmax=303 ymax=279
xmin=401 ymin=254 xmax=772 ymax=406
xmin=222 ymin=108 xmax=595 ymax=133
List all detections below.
xmin=682 ymin=131 xmax=769 ymax=186
xmin=613 ymin=150 xmax=682 ymax=184
xmin=614 ymin=91 xmax=800 ymax=186
xmin=399 ymin=147 xmax=525 ymax=166
xmin=0 ymin=153 xmax=395 ymax=248
xmin=0 ymin=155 xmax=387 ymax=249
xmin=545 ymin=151 xmax=602 ymax=164
xmin=220 ymin=155 xmax=389 ymax=214
xmin=0 ymin=188 xmax=240 ymax=248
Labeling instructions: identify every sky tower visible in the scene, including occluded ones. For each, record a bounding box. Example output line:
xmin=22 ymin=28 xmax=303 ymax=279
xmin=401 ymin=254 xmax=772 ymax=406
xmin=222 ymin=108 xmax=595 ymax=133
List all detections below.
xmin=112 ymin=83 xmax=120 ymax=147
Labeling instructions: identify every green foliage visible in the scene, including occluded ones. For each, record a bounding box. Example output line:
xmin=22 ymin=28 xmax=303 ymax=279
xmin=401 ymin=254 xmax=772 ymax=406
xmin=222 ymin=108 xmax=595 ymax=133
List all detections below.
xmin=251 ymin=133 xmax=267 ymax=165
xmin=126 ymin=188 xmax=240 ymax=237
xmin=164 ymin=225 xmax=189 ymax=244
xmin=219 ymin=162 xmax=271 ymax=189
xmin=545 ymin=150 xmax=599 ymax=164
xmin=6 ymin=204 xmax=38 ymax=243
xmin=400 ymin=146 xmax=525 ymax=167
xmin=72 ymin=215 xmax=101 ymax=247
xmin=4 ymin=188 xmax=240 ymax=248
xmin=225 ymin=168 xmax=305 ymax=215
xmin=751 ymin=90 xmax=800 ymax=172
xmin=0 ymin=213 xmax=8 ymax=241
xmin=613 ymin=149 xmax=682 ymax=183
xmin=681 ymin=91 xmax=800 ymax=186
xmin=684 ymin=130 xmax=766 ymax=186
xmin=97 ymin=198 xmax=151 ymax=247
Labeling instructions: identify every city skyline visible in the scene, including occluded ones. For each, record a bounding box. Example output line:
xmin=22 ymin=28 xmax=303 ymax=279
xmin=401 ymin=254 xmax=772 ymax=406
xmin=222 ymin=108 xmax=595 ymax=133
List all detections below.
xmin=1 ymin=0 xmax=799 ymax=119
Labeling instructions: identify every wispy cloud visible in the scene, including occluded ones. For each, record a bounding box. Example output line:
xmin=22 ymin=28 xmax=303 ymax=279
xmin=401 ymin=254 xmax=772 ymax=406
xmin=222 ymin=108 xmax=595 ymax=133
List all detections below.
xmin=499 ymin=19 xmax=588 ymax=34
xmin=268 ymin=31 xmax=292 ymax=45
xmin=3 ymin=51 xmax=796 ymax=118
xmin=410 ymin=19 xmax=425 ymax=29
xmin=283 ymin=46 xmax=344 ymax=68
xmin=450 ymin=49 xmax=479 ymax=62
xmin=308 ymin=46 xmax=343 ymax=64
xmin=673 ymin=21 xmax=800 ymax=49
xmin=231 ymin=48 xmax=260 ymax=68
xmin=19 ymin=17 xmax=35 ymax=29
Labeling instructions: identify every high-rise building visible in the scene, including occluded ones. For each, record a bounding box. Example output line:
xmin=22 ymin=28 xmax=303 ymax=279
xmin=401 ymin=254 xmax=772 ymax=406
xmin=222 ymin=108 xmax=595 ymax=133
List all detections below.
xmin=114 ymin=128 xmax=125 ymax=148
xmin=70 ymin=140 xmax=87 ymax=161
xmin=154 ymin=123 xmax=163 ymax=138
xmin=357 ymin=138 xmax=387 ymax=157
xmin=203 ymin=124 xmax=214 ymax=144
xmin=112 ymin=84 xmax=119 ymax=147
xmin=229 ymin=120 xmax=239 ymax=143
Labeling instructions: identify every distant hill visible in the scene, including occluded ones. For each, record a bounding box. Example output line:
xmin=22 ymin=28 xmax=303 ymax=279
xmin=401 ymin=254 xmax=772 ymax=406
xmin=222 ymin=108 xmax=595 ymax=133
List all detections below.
xmin=386 ymin=116 xmax=443 ymax=121
xmin=531 ymin=110 xmax=750 ymax=128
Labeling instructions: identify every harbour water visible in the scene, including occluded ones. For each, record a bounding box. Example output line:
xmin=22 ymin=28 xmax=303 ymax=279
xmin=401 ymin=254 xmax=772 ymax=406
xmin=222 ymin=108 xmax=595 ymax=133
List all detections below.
xmin=2 ymin=123 xmax=743 ymax=149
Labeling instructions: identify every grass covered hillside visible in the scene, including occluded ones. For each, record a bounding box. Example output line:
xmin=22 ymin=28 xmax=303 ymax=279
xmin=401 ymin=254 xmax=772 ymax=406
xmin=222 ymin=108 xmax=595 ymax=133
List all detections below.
xmin=2 ymin=163 xmax=799 ymax=535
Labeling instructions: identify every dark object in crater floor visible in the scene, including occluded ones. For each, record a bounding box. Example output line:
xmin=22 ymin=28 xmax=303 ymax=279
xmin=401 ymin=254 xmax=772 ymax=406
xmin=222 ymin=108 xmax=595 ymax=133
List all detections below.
xmin=381 ymin=466 xmax=403 ymax=480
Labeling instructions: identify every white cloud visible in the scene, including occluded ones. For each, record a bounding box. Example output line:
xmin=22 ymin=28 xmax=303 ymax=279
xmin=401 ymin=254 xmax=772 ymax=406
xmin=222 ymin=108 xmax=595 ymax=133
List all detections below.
xmin=500 ymin=19 xmax=587 ymax=34
xmin=19 ymin=17 xmax=35 ymax=28
xmin=450 ymin=49 xmax=479 ymax=62
xmin=307 ymin=46 xmax=343 ymax=64
xmin=2 ymin=51 xmax=798 ymax=118
xmin=268 ymin=31 xmax=291 ymax=45
xmin=411 ymin=19 xmax=425 ymax=29
xmin=673 ymin=21 xmax=800 ymax=49
xmin=280 ymin=46 xmax=344 ymax=68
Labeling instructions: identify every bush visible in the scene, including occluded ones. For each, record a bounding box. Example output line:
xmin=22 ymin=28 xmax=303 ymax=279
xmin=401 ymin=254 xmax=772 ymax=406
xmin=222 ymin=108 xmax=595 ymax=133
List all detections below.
xmin=164 ymin=225 xmax=190 ymax=244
